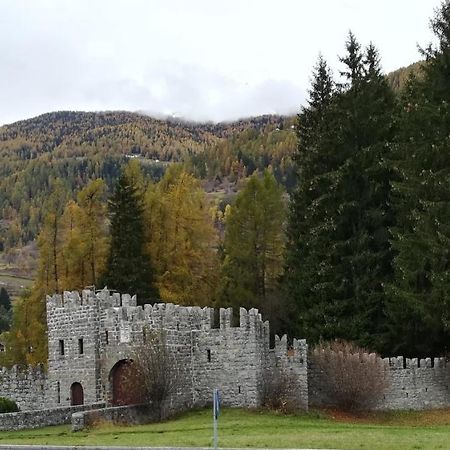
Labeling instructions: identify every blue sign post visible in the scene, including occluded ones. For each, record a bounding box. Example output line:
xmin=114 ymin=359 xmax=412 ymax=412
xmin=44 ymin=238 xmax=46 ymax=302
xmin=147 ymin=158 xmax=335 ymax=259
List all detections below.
xmin=213 ymin=388 xmax=221 ymax=449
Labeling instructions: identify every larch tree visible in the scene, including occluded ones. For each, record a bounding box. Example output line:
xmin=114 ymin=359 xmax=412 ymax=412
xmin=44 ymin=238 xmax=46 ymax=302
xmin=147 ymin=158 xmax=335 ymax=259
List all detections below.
xmin=2 ymin=180 xmax=68 ymax=366
xmin=60 ymin=200 xmax=85 ymax=290
xmin=220 ymin=170 xmax=286 ymax=326
xmin=59 ymin=179 xmax=109 ymax=291
xmin=76 ymin=179 xmax=109 ymax=288
xmin=145 ymin=165 xmax=219 ymax=306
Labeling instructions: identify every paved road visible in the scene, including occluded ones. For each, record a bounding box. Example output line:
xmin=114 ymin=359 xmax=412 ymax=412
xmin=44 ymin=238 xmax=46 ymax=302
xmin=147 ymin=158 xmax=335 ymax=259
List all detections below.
xmin=0 ymin=446 xmax=330 ymax=450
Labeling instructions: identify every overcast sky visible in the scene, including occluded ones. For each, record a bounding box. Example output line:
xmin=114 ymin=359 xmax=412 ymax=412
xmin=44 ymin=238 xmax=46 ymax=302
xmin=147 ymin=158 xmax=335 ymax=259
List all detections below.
xmin=0 ymin=0 xmax=442 ymax=125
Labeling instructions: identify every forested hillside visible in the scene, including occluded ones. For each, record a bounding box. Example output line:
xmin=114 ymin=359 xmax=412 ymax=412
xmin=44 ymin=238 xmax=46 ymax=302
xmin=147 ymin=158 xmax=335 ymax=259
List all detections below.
xmin=0 ymin=61 xmax=417 ymax=256
xmin=0 ymin=111 xmax=295 ymax=254
xmin=386 ymin=61 xmax=424 ymax=92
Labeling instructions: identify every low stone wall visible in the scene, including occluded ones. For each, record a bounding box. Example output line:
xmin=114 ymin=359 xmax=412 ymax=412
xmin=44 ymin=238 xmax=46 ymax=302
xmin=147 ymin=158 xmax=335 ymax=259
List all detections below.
xmin=378 ymin=357 xmax=450 ymax=409
xmin=72 ymin=404 xmax=158 ymax=431
xmin=0 ymin=365 xmax=47 ymax=411
xmin=309 ymin=355 xmax=450 ymax=410
xmin=0 ymin=403 xmax=105 ymax=431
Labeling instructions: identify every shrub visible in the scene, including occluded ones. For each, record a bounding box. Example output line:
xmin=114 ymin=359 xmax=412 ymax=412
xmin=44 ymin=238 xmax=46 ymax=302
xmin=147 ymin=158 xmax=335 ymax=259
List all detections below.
xmin=310 ymin=340 xmax=388 ymax=411
xmin=0 ymin=397 xmax=19 ymax=413
xmin=129 ymin=330 xmax=181 ymax=421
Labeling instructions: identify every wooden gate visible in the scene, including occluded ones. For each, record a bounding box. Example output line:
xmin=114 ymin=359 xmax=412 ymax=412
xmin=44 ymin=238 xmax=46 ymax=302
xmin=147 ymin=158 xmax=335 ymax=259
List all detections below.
xmin=110 ymin=359 xmax=142 ymax=406
xmin=71 ymin=382 xmax=84 ymax=406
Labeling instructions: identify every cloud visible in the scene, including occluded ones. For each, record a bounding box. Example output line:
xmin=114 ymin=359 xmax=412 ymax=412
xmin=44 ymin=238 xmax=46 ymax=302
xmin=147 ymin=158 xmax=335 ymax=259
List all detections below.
xmin=0 ymin=0 xmax=440 ymax=125
xmin=123 ymin=63 xmax=304 ymax=122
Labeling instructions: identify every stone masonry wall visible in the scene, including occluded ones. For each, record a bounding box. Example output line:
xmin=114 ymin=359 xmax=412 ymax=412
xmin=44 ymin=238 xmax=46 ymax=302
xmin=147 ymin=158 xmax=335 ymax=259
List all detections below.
xmin=309 ymin=355 xmax=450 ymax=410
xmin=0 ymin=364 xmax=47 ymax=411
xmin=269 ymin=335 xmax=308 ymax=410
xmin=99 ymin=300 xmax=204 ymax=411
xmin=46 ymin=290 xmax=103 ymax=408
xmin=377 ymin=357 xmax=450 ymax=409
xmin=0 ymin=403 xmax=104 ymax=431
xmin=192 ymin=307 xmax=270 ymax=408
xmin=2 ymin=289 xmax=449 ymax=422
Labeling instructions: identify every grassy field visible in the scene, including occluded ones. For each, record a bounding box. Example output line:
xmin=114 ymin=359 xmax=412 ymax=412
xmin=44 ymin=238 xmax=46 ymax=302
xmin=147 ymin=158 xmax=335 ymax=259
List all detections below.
xmin=0 ymin=272 xmax=33 ymax=298
xmin=1 ymin=408 xmax=449 ymax=449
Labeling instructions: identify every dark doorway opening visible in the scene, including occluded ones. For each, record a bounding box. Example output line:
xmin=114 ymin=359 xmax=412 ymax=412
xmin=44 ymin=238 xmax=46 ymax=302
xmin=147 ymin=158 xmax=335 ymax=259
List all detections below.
xmin=110 ymin=359 xmax=142 ymax=406
xmin=70 ymin=382 xmax=84 ymax=406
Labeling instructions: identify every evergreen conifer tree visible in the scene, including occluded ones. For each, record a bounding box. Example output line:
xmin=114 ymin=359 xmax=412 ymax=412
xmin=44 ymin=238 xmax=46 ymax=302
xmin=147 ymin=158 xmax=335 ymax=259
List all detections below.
xmin=287 ymin=35 xmax=396 ymax=350
xmin=386 ymin=1 xmax=450 ymax=356
xmin=285 ymin=55 xmax=337 ymax=337
xmin=0 ymin=287 xmax=11 ymax=311
xmin=0 ymin=287 xmax=12 ymax=333
xmin=329 ymin=36 xmax=396 ymax=349
xmin=101 ymin=173 xmax=158 ymax=304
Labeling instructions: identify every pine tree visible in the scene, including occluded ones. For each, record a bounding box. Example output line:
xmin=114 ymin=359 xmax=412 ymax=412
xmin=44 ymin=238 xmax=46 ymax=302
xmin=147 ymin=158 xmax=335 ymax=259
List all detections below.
xmin=385 ymin=1 xmax=450 ymax=356
xmin=101 ymin=173 xmax=158 ymax=304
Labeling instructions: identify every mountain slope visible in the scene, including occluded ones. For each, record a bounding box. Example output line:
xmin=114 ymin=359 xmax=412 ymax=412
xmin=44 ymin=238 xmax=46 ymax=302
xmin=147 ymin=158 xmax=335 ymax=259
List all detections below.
xmin=0 ymin=111 xmax=295 ymax=252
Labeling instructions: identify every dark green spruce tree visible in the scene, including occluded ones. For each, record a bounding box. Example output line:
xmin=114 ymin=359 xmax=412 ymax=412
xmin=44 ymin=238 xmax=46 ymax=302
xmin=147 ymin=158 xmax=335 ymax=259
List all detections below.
xmin=287 ymin=35 xmax=397 ymax=351
xmin=285 ymin=55 xmax=337 ymax=338
xmin=329 ymin=36 xmax=396 ymax=350
xmin=101 ymin=173 xmax=158 ymax=305
xmin=386 ymin=1 xmax=450 ymax=357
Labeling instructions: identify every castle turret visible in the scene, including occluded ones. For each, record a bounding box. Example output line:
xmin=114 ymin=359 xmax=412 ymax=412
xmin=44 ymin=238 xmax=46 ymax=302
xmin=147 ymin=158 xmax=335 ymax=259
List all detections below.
xmin=46 ymin=290 xmax=103 ymax=407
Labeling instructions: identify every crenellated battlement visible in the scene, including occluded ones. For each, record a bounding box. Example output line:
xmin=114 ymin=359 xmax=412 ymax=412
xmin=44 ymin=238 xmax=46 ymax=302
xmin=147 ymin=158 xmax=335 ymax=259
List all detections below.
xmin=0 ymin=364 xmax=46 ymax=379
xmin=48 ymin=289 xmax=271 ymax=335
xmin=46 ymin=288 xmax=137 ymax=310
xmin=273 ymin=334 xmax=308 ymax=365
xmin=383 ymin=356 xmax=448 ymax=370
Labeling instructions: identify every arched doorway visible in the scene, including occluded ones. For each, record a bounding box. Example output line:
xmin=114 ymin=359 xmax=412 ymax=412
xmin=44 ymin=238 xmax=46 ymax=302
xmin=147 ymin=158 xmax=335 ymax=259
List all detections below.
xmin=110 ymin=359 xmax=142 ymax=406
xmin=71 ymin=382 xmax=84 ymax=406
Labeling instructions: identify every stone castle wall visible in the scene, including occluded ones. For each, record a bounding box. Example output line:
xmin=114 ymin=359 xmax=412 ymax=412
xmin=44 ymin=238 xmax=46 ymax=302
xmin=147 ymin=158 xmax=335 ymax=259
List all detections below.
xmin=308 ymin=355 xmax=450 ymax=410
xmin=42 ymin=290 xmax=309 ymax=412
xmin=379 ymin=357 xmax=450 ymax=409
xmin=0 ymin=365 xmax=47 ymax=411
xmin=46 ymin=290 xmax=103 ymax=408
xmin=0 ymin=289 xmax=448 ymax=420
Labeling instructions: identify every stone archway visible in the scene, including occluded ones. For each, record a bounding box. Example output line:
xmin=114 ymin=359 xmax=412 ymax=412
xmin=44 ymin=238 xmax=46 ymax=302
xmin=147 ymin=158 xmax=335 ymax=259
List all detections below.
xmin=71 ymin=382 xmax=84 ymax=406
xmin=109 ymin=359 xmax=142 ymax=406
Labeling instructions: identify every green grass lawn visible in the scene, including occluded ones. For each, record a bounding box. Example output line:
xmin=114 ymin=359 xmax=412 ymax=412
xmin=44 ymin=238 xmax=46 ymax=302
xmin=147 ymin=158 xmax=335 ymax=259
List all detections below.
xmin=1 ymin=408 xmax=449 ymax=449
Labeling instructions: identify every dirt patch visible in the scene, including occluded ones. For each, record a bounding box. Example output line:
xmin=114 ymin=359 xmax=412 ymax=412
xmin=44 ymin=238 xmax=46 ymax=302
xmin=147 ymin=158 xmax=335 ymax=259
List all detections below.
xmin=319 ymin=407 xmax=450 ymax=426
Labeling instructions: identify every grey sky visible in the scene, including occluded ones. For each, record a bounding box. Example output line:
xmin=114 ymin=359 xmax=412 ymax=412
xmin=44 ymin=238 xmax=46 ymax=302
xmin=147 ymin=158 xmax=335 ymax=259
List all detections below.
xmin=0 ymin=0 xmax=441 ymax=125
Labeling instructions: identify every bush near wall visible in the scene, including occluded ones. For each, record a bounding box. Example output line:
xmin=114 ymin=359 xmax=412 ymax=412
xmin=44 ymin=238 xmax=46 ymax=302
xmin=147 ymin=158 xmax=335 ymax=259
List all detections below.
xmin=0 ymin=397 xmax=19 ymax=413
xmin=310 ymin=341 xmax=388 ymax=411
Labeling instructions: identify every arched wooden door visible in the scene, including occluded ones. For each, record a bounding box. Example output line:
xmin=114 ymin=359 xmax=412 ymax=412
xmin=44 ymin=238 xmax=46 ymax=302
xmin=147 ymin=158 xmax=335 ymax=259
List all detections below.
xmin=110 ymin=359 xmax=142 ymax=406
xmin=71 ymin=382 xmax=84 ymax=406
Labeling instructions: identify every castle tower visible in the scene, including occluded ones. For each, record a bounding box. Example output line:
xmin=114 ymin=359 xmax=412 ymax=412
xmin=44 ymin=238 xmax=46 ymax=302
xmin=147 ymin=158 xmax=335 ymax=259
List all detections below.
xmin=46 ymin=290 xmax=103 ymax=407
